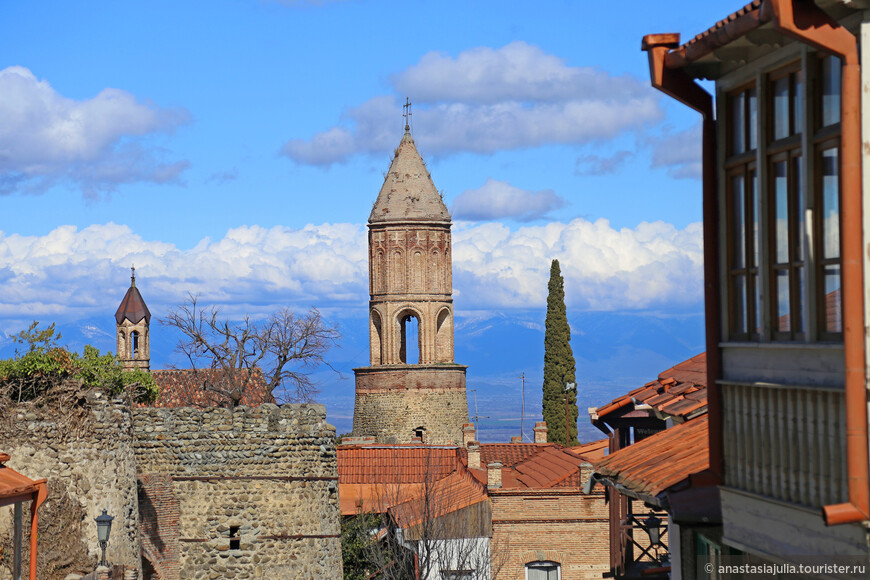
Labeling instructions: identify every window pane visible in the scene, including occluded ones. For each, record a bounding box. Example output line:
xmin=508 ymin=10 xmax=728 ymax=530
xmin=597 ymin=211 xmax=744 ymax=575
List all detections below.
xmin=732 ymin=175 xmax=745 ymax=269
xmin=732 ymin=92 xmax=745 ymax=154
xmin=773 ymin=76 xmax=790 ymax=140
xmin=824 ymin=266 xmax=842 ymax=333
xmin=822 ymin=56 xmax=841 ymax=127
xmin=733 ymin=274 xmax=748 ymax=335
xmin=822 ymin=148 xmax=840 ymax=259
xmin=773 ymin=161 xmax=789 ymax=263
xmin=793 ymin=71 xmax=803 ymax=134
xmin=748 ymin=88 xmax=758 ymax=150
xmin=794 ymin=156 xmax=804 ymax=261
xmin=777 ymin=270 xmax=791 ymax=332
xmin=751 ymin=171 xmax=759 ymax=267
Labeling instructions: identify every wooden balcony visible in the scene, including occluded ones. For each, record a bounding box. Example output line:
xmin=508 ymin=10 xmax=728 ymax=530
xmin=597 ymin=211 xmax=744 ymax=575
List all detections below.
xmin=722 ymin=382 xmax=847 ymax=508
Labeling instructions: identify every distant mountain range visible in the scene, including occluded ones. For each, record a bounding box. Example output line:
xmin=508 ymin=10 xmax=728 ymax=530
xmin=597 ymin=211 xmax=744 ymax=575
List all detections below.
xmin=0 ymin=308 xmax=704 ymax=444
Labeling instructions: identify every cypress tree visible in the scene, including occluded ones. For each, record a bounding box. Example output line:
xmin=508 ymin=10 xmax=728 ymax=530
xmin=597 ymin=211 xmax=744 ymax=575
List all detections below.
xmin=542 ymin=259 xmax=578 ymax=445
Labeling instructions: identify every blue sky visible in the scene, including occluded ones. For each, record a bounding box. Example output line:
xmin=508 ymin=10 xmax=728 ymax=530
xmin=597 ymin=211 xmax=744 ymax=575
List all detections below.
xmin=0 ymin=1 xmax=734 ymax=427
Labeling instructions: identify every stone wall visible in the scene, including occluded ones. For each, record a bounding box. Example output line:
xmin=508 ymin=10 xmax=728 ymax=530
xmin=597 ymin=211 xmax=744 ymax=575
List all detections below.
xmin=353 ymin=365 xmax=468 ymax=444
xmin=132 ymin=404 xmax=342 ymax=580
xmin=0 ymin=394 xmax=141 ymax=580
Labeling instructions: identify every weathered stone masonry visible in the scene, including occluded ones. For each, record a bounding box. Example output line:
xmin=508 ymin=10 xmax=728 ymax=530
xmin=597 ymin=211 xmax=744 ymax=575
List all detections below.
xmin=133 ymin=404 xmax=342 ymax=580
xmin=0 ymin=396 xmax=142 ymax=579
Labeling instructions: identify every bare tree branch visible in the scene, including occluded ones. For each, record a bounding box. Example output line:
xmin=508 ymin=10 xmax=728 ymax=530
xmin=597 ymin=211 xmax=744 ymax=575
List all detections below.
xmin=161 ymin=294 xmax=339 ymax=406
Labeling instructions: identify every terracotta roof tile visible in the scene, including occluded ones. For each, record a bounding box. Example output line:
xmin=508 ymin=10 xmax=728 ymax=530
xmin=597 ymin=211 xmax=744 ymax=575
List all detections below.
xmin=338 ymin=446 xmax=460 ymax=484
xmin=594 ymin=415 xmax=709 ymax=497
xmin=593 ymin=353 xmax=708 ymax=422
xmin=571 ymin=438 xmax=609 ymax=462
xmin=479 ymin=443 xmax=546 ymax=467
xmin=389 ymin=469 xmax=488 ymax=529
xmin=141 ymin=368 xmax=275 ymax=408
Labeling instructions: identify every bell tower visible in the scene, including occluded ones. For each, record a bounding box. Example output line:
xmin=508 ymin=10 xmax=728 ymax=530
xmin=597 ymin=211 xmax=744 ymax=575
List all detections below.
xmin=352 ymin=112 xmax=469 ymax=444
xmin=115 ymin=267 xmax=151 ymax=372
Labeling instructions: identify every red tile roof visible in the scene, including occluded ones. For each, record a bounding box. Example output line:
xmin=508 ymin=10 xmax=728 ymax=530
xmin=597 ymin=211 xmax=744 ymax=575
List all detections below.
xmin=389 ymin=468 xmax=488 ymax=529
xmin=512 ymin=446 xmax=588 ymax=489
xmin=593 ymin=415 xmax=709 ymax=498
xmin=337 ymin=445 xmax=465 ymax=515
xmin=479 ymin=443 xmax=546 ymax=467
xmin=592 ymin=352 xmax=707 ymax=423
xmin=338 ymin=446 xmax=461 ymax=484
xmin=143 ymin=368 xmax=275 ymax=408
xmin=571 ymin=438 xmax=609 ymax=462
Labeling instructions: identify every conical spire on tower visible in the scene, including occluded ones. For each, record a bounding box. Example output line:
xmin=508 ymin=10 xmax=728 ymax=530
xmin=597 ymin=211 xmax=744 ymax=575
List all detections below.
xmin=369 ymin=106 xmax=450 ymax=224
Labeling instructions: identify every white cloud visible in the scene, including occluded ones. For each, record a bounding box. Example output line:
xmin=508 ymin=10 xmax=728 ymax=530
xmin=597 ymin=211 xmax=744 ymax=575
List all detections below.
xmin=575 ymin=151 xmax=633 ymax=176
xmin=282 ymin=42 xmax=663 ymax=166
xmin=452 ymin=218 xmax=704 ymax=311
xmin=0 ymin=218 xmax=702 ymax=330
xmin=649 ymin=123 xmax=702 ymax=180
xmin=452 ymin=178 xmax=566 ymax=222
xmin=0 ymin=66 xmax=190 ymax=197
xmin=393 ymin=42 xmax=651 ymax=105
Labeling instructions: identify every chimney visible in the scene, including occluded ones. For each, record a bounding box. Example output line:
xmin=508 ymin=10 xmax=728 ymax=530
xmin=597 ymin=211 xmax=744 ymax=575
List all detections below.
xmin=487 ymin=462 xmax=503 ymax=490
xmin=534 ymin=421 xmax=548 ymax=444
xmin=462 ymin=423 xmax=476 ymax=447
xmin=511 ymin=436 xmax=522 ymax=443
xmin=467 ymin=442 xmax=481 ymax=470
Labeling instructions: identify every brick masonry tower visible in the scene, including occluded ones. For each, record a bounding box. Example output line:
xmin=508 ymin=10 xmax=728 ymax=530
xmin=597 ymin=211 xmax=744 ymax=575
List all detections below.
xmin=352 ymin=119 xmax=469 ymax=444
xmin=115 ymin=267 xmax=151 ymax=371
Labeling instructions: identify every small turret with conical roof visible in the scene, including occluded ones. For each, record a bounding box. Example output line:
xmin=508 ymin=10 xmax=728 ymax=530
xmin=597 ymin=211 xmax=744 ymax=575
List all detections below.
xmin=352 ymin=103 xmax=469 ymax=445
xmin=115 ymin=267 xmax=151 ymax=371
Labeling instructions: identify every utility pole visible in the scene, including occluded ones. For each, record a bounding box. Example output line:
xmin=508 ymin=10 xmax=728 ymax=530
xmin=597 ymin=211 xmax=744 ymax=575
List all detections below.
xmin=519 ymin=372 xmax=525 ymax=442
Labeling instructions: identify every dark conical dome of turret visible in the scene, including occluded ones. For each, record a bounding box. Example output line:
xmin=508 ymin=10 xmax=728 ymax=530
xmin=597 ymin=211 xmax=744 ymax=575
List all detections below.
xmin=115 ymin=272 xmax=151 ymax=324
xmin=369 ymin=129 xmax=450 ymax=224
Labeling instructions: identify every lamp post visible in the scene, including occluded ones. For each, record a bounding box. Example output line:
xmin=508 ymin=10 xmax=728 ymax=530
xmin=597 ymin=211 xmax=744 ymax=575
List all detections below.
xmin=95 ymin=509 xmax=114 ymax=568
xmin=643 ymin=512 xmax=662 ymax=564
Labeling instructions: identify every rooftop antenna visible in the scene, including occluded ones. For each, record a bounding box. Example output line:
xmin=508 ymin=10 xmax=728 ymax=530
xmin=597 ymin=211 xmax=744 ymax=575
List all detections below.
xmin=403 ymin=97 xmax=412 ymax=134
xmin=469 ymin=389 xmax=489 ymax=438
xmin=130 ymin=265 xmax=136 ymax=287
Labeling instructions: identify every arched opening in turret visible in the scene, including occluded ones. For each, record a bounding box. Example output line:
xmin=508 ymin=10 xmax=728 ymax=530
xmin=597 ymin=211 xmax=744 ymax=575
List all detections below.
xmin=370 ymin=310 xmax=383 ymax=365
xmin=435 ymin=307 xmax=453 ymax=362
xmin=131 ymin=331 xmax=140 ymax=359
xmin=398 ymin=310 xmax=421 ymax=364
xmin=413 ymin=426 xmax=426 ymax=442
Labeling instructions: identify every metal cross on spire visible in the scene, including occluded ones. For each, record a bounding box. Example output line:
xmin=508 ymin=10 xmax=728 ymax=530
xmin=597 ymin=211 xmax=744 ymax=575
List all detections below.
xmin=131 ymin=265 xmax=136 ymax=287
xmin=403 ymin=97 xmax=412 ymax=133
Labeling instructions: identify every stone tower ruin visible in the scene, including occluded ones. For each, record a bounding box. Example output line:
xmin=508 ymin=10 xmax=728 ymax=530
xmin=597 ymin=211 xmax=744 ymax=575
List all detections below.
xmin=115 ymin=268 xmax=151 ymax=371
xmin=352 ymin=123 xmax=469 ymax=444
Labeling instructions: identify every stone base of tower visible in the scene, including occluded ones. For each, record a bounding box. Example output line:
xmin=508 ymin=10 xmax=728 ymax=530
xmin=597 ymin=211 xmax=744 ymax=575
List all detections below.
xmin=352 ymin=364 xmax=468 ymax=445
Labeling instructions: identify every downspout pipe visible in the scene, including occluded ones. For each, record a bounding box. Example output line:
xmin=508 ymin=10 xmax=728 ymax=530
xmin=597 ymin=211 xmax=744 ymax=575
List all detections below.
xmin=641 ymin=34 xmax=724 ymax=484
xmin=765 ymin=0 xmax=869 ymax=527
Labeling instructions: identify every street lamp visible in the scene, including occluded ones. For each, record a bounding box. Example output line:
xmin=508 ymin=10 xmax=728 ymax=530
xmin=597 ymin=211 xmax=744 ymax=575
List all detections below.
xmin=95 ymin=509 xmax=114 ymax=567
xmin=643 ymin=512 xmax=662 ymax=546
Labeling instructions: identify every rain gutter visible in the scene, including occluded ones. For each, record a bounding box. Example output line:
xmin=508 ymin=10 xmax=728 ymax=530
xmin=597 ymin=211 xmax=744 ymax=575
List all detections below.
xmin=763 ymin=0 xmax=869 ymax=526
xmin=641 ymin=33 xmax=724 ymax=485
